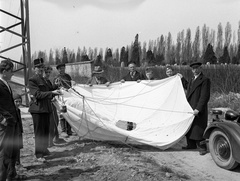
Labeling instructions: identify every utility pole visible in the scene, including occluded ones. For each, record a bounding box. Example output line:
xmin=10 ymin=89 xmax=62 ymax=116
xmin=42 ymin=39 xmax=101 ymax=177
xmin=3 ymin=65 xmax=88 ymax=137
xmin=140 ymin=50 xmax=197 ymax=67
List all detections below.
xmin=0 ymin=0 xmax=31 ymax=106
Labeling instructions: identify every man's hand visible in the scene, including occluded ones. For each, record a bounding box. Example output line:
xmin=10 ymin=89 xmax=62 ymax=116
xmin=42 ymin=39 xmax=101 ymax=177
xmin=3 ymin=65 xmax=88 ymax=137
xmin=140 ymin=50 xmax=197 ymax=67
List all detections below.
xmin=0 ymin=118 xmax=7 ymax=126
xmin=52 ymin=90 xmax=62 ymax=95
xmin=54 ymin=78 xmax=61 ymax=86
xmin=177 ymin=73 xmax=183 ymax=78
xmin=121 ymin=79 xmax=125 ymax=83
xmin=71 ymin=80 xmax=76 ymax=86
xmin=193 ymin=109 xmax=199 ymax=116
xmin=105 ymin=82 xmax=110 ymax=87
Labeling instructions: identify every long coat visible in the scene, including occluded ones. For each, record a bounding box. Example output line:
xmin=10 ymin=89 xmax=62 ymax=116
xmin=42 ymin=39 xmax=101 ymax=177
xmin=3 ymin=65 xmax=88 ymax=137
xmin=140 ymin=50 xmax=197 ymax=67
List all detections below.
xmin=0 ymin=80 xmax=19 ymax=180
xmin=186 ymin=73 xmax=211 ymax=140
xmin=28 ymin=74 xmax=54 ymax=114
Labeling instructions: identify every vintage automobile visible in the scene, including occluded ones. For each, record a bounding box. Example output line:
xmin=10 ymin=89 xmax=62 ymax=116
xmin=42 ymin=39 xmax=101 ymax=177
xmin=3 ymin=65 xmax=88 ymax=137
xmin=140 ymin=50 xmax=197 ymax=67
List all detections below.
xmin=203 ymin=108 xmax=240 ymax=170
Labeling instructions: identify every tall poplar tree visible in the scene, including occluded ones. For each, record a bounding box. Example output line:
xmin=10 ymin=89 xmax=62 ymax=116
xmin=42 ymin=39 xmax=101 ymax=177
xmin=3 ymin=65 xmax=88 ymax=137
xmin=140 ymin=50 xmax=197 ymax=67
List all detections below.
xmin=175 ymin=32 xmax=181 ymax=64
xmin=192 ymin=26 xmax=200 ymax=61
xmin=49 ymin=48 xmax=54 ymax=65
xmin=216 ymin=23 xmax=223 ymax=58
xmin=224 ymin=22 xmax=232 ymax=47
xmin=62 ymin=47 xmax=68 ymax=63
xmin=165 ymin=32 xmax=172 ymax=64
xmin=182 ymin=28 xmax=192 ymax=64
xmin=105 ymin=48 xmax=113 ymax=66
xmin=76 ymin=47 xmax=81 ymax=62
xmin=55 ymin=49 xmax=61 ymax=65
xmin=238 ymin=21 xmax=240 ymax=45
xmin=120 ymin=46 xmax=128 ymax=67
xmin=131 ymin=34 xmax=140 ymax=66
xmin=202 ymin=24 xmax=209 ymax=56
xmin=209 ymin=29 xmax=216 ymax=48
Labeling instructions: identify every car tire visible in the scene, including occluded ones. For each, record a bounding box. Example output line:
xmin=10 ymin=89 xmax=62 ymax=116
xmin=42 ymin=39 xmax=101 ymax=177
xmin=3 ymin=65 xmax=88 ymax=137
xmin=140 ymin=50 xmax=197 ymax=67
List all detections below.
xmin=209 ymin=128 xmax=238 ymax=170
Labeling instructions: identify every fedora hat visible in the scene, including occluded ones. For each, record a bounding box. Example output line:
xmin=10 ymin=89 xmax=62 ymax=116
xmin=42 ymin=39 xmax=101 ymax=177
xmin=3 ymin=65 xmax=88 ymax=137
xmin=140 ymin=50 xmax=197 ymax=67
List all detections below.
xmin=33 ymin=58 xmax=44 ymax=68
xmin=92 ymin=66 xmax=104 ymax=74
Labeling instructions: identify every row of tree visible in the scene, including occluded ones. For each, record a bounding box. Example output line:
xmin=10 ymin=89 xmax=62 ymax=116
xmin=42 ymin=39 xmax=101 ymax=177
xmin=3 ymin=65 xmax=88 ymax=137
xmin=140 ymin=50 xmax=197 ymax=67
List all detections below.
xmin=26 ymin=21 xmax=240 ymax=67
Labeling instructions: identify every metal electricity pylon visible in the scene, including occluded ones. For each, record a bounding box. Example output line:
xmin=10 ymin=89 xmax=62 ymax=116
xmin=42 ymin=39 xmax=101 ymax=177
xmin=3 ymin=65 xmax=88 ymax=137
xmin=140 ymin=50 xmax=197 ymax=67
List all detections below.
xmin=0 ymin=0 xmax=31 ymax=105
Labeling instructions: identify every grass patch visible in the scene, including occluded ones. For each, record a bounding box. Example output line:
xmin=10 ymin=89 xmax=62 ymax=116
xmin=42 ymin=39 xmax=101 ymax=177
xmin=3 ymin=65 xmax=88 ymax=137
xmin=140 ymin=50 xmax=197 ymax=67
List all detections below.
xmin=209 ymin=92 xmax=240 ymax=112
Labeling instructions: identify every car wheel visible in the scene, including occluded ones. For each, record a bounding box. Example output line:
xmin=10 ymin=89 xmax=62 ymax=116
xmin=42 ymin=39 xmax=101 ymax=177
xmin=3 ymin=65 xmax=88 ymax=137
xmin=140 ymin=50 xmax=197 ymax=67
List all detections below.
xmin=209 ymin=128 xmax=238 ymax=170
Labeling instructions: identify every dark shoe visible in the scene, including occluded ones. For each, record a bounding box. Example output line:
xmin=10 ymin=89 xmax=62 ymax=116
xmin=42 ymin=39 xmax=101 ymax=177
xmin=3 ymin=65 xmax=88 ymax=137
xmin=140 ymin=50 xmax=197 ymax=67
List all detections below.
xmin=67 ymin=130 xmax=73 ymax=136
xmin=36 ymin=153 xmax=43 ymax=158
xmin=182 ymin=146 xmax=197 ymax=150
xmin=199 ymin=149 xmax=208 ymax=155
xmin=48 ymin=141 xmax=54 ymax=148
xmin=43 ymin=149 xmax=51 ymax=156
xmin=53 ymin=138 xmax=66 ymax=144
xmin=7 ymin=174 xmax=27 ymax=181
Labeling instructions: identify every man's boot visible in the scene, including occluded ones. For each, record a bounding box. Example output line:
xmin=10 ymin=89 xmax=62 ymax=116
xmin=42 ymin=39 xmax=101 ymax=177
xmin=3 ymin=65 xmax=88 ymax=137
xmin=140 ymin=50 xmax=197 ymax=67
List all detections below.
xmin=66 ymin=122 xmax=73 ymax=136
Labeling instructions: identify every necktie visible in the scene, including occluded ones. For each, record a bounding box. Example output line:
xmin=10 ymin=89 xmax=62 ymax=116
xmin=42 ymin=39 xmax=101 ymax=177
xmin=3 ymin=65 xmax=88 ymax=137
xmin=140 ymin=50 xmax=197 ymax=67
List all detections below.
xmin=130 ymin=72 xmax=134 ymax=78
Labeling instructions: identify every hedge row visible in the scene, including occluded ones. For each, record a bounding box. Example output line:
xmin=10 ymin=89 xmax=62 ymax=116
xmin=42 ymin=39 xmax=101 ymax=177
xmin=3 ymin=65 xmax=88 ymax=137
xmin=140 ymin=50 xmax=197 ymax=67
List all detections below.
xmin=71 ymin=64 xmax=240 ymax=94
xmin=105 ymin=65 xmax=240 ymax=94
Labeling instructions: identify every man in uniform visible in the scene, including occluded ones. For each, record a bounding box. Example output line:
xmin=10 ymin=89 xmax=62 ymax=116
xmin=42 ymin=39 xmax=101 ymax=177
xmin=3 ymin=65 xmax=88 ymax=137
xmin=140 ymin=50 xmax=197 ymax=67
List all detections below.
xmin=28 ymin=58 xmax=61 ymax=162
xmin=53 ymin=63 xmax=73 ymax=136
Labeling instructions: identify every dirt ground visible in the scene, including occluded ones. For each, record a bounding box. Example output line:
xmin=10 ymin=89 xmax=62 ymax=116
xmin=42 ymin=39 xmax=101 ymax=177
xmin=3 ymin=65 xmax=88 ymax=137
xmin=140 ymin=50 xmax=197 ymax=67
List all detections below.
xmin=18 ymin=109 xmax=240 ymax=181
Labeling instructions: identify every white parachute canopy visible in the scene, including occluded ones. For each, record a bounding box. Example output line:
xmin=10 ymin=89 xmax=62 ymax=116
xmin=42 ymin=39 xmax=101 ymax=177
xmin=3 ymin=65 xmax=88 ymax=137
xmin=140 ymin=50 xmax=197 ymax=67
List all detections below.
xmin=54 ymin=75 xmax=194 ymax=150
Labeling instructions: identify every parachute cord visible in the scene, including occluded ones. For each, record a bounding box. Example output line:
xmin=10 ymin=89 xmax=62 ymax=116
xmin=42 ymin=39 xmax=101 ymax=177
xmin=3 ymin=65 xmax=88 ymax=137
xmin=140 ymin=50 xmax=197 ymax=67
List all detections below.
xmin=56 ymin=76 xmax=85 ymax=98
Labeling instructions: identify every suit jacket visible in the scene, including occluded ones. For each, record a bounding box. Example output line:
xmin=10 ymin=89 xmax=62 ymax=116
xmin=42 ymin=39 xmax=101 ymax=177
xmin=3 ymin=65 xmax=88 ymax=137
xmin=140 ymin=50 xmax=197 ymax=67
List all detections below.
xmin=86 ymin=76 xmax=108 ymax=85
xmin=181 ymin=77 xmax=188 ymax=90
xmin=186 ymin=73 xmax=211 ymax=140
xmin=0 ymin=80 xmax=18 ymax=148
xmin=0 ymin=80 xmax=17 ymax=126
xmin=122 ymin=71 xmax=144 ymax=81
xmin=53 ymin=73 xmax=72 ymax=89
xmin=28 ymin=74 xmax=54 ymax=113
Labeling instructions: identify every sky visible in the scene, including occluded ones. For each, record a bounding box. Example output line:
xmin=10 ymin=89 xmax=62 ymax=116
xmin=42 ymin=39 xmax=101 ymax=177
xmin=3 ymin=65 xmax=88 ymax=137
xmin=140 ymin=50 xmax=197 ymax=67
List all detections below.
xmin=1 ymin=0 xmax=240 ymax=61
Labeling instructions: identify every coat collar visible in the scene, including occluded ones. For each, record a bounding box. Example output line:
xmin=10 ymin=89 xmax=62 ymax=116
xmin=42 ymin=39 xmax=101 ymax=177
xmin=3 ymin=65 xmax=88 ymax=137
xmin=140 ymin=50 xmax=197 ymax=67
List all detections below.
xmin=0 ymin=79 xmax=12 ymax=94
xmin=187 ymin=73 xmax=204 ymax=98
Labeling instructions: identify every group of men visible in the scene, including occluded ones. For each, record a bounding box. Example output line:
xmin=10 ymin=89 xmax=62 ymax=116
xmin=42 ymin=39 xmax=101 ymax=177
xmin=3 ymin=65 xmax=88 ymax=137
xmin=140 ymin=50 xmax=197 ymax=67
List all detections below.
xmin=28 ymin=59 xmax=75 ymax=163
xmin=0 ymin=58 xmax=210 ymax=180
xmin=99 ymin=61 xmax=210 ymax=156
xmin=0 ymin=58 xmax=75 ymax=180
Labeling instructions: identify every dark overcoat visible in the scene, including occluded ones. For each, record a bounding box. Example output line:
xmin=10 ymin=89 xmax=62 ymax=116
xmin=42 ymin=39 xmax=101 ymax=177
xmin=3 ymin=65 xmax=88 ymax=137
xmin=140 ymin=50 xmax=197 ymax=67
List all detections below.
xmin=86 ymin=76 xmax=108 ymax=85
xmin=122 ymin=71 xmax=144 ymax=81
xmin=28 ymin=74 xmax=54 ymax=113
xmin=186 ymin=73 xmax=211 ymax=140
xmin=0 ymin=80 xmax=19 ymax=180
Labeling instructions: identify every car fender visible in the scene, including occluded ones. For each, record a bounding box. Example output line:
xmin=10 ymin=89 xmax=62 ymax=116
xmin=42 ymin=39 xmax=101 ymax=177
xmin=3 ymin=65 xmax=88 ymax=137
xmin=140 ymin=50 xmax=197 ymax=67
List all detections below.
xmin=204 ymin=121 xmax=240 ymax=163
